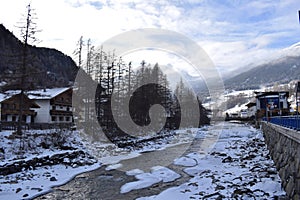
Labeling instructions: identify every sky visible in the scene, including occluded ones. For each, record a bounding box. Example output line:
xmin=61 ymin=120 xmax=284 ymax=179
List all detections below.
xmin=0 ymin=0 xmax=300 ymax=77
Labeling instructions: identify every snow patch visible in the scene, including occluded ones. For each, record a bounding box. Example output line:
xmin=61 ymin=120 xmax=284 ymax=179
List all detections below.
xmin=0 ymin=163 xmax=100 ymax=200
xmin=126 ymin=169 xmax=144 ymax=176
xmin=174 ymin=156 xmax=197 ymax=167
xmin=105 ymin=163 xmax=123 ymax=171
xmin=120 ymin=166 xmax=181 ymax=194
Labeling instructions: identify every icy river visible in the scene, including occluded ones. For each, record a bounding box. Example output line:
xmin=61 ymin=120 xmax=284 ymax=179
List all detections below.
xmin=36 ymin=122 xmax=286 ymax=200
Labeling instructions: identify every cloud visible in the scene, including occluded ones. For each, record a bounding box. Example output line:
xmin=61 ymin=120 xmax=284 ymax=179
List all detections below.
xmin=0 ymin=0 xmax=299 ymax=77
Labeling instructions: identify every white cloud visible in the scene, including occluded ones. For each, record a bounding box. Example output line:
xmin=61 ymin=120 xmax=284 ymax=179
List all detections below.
xmin=0 ymin=0 xmax=299 ymax=77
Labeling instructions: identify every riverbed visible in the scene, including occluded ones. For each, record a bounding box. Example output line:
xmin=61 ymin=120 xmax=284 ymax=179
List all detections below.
xmin=35 ymin=122 xmax=286 ymax=199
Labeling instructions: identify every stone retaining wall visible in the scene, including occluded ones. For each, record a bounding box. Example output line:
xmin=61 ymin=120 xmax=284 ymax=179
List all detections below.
xmin=262 ymin=122 xmax=300 ymax=200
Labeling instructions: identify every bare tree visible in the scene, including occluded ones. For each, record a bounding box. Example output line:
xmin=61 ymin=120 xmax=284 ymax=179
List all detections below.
xmin=16 ymin=3 xmax=40 ymax=137
xmin=73 ymin=36 xmax=84 ymax=68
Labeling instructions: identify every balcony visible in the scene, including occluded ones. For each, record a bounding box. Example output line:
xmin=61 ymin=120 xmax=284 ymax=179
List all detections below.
xmin=50 ymin=110 xmax=73 ymax=116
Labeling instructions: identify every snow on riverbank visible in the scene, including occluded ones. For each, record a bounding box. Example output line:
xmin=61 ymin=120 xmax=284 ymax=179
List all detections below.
xmin=0 ymin=126 xmax=206 ymax=199
xmin=0 ymin=130 xmax=100 ymax=199
xmin=0 ymin=162 xmax=101 ymax=199
xmin=84 ymin=127 xmax=203 ymax=165
xmin=129 ymin=123 xmax=286 ymax=199
xmin=0 ymin=123 xmax=286 ymax=199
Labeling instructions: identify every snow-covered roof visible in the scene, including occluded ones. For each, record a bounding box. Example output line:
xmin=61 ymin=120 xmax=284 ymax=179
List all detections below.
xmin=255 ymin=91 xmax=289 ymax=98
xmin=0 ymin=88 xmax=72 ymax=102
xmin=0 ymin=93 xmax=10 ymax=103
xmin=0 ymin=91 xmax=22 ymax=103
xmin=224 ymin=89 xmax=256 ymax=97
xmin=3 ymin=90 xmax=21 ymax=96
xmin=27 ymin=88 xmax=71 ymax=100
xmin=0 ymin=92 xmax=37 ymax=108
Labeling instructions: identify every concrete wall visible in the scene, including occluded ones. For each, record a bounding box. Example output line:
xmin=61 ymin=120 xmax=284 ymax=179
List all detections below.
xmin=262 ymin=122 xmax=300 ymax=199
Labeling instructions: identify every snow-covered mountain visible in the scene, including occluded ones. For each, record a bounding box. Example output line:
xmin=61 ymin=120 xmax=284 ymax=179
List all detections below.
xmin=224 ymin=42 xmax=300 ymax=90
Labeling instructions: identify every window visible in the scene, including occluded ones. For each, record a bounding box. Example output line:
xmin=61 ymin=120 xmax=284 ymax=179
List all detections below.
xmin=12 ymin=116 xmax=16 ymax=122
xmin=66 ymin=107 xmax=70 ymax=111
xmin=59 ymin=116 xmax=64 ymax=121
xmin=52 ymin=105 xmax=56 ymax=110
xmin=65 ymin=116 xmax=70 ymax=122
xmin=52 ymin=116 xmax=56 ymax=121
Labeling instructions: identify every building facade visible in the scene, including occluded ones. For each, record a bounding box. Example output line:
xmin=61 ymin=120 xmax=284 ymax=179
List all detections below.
xmin=0 ymin=93 xmax=39 ymax=123
xmin=28 ymin=88 xmax=73 ymax=124
xmin=255 ymin=91 xmax=289 ymax=118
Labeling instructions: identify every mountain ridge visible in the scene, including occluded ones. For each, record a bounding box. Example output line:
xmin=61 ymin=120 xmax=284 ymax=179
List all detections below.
xmin=0 ymin=24 xmax=78 ymax=91
xmin=224 ymin=43 xmax=300 ymax=90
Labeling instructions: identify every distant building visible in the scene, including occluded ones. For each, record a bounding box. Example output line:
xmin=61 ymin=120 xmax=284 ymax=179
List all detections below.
xmin=27 ymin=88 xmax=73 ymax=124
xmin=0 ymin=92 xmax=39 ymax=123
xmin=255 ymin=91 xmax=289 ymax=118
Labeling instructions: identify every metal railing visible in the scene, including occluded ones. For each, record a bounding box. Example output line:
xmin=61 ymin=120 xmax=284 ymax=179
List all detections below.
xmin=262 ymin=116 xmax=300 ymax=131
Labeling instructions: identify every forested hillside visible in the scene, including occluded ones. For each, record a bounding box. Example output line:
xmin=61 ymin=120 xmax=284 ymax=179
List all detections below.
xmin=0 ymin=24 xmax=78 ymax=91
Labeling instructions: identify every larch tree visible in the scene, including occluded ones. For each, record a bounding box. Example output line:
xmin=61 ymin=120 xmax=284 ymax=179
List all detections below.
xmin=16 ymin=3 xmax=40 ymax=137
xmin=73 ymin=36 xmax=84 ymax=68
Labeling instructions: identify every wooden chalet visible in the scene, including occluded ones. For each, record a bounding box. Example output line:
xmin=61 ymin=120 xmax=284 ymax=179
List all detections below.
xmin=0 ymin=92 xmax=39 ymax=123
xmin=27 ymin=88 xmax=73 ymax=124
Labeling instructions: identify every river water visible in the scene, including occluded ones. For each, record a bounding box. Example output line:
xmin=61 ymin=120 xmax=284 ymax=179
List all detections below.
xmin=35 ymin=122 xmax=286 ymax=200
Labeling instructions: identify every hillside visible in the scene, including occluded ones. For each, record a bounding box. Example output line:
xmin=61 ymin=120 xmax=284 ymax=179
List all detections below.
xmin=225 ymin=44 xmax=300 ymax=90
xmin=0 ymin=24 xmax=78 ymax=90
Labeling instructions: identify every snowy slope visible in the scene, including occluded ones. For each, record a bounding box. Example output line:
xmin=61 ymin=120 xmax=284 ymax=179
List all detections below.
xmin=225 ymin=42 xmax=300 ymax=90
